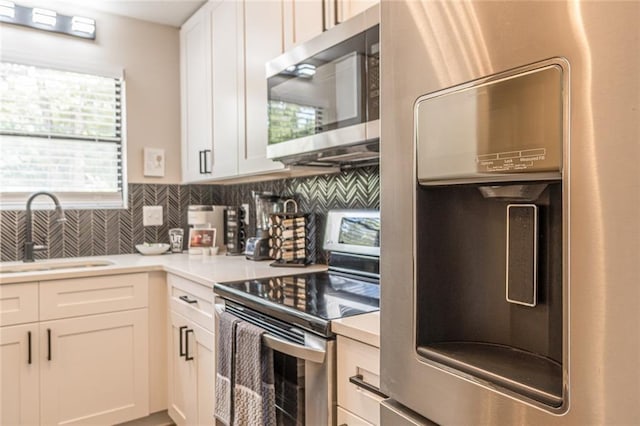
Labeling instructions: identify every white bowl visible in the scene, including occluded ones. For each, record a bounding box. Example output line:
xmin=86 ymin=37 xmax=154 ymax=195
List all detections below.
xmin=136 ymin=243 xmax=170 ymax=255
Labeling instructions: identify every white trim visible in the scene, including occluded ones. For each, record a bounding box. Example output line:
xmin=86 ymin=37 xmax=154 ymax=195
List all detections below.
xmin=0 ymin=46 xmax=124 ymax=79
xmin=0 ymin=192 xmax=126 ymax=210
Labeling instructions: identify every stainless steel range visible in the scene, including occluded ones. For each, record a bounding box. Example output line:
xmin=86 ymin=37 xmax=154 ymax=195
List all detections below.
xmin=214 ymin=209 xmax=380 ymax=425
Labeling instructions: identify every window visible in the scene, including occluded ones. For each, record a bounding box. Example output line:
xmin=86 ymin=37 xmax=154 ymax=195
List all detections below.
xmin=0 ymin=61 xmax=126 ymax=209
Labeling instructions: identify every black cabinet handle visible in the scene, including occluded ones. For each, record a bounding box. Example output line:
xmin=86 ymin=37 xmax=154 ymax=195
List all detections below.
xmin=203 ymin=149 xmax=211 ymax=173
xmin=333 ymin=0 xmax=340 ymax=25
xmin=348 ymin=374 xmax=387 ymax=398
xmin=47 ymin=328 xmax=52 ymax=361
xmin=179 ymin=325 xmax=188 ymax=357
xmin=198 ymin=150 xmax=204 ymax=174
xmin=321 ymin=0 xmax=327 ymax=31
xmin=179 ymin=295 xmax=198 ymax=305
xmin=185 ymin=329 xmax=194 ymax=361
xmin=27 ymin=331 xmax=32 ymax=365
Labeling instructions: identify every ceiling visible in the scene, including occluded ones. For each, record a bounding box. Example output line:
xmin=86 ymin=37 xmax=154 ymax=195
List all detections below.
xmin=17 ymin=0 xmax=207 ymax=28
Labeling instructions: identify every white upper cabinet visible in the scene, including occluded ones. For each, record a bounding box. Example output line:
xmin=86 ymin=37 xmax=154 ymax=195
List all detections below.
xmin=180 ymin=4 xmax=213 ymax=183
xmin=181 ymin=0 xmax=284 ymax=182
xmin=180 ymin=0 xmax=240 ymax=183
xmin=283 ymin=0 xmax=324 ymax=51
xmin=237 ymin=0 xmax=286 ymax=176
xmin=179 ymin=0 xmax=378 ymax=183
xmin=282 ymin=0 xmax=379 ymax=50
xmin=210 ymin=0 xmax=240 ymax=179
xmin=334 ymin=0 xmax=379 ymax=26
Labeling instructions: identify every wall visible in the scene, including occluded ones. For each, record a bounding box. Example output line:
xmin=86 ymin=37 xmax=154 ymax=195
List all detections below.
xmin=0 ymin=2 xmax=182 ymax=184
xmin=0 ymin=167 xmax=380 ymax=262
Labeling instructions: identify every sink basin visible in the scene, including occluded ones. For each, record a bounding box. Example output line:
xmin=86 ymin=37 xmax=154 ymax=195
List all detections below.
xmin=0 ymin=259 xmax=114 ymax=274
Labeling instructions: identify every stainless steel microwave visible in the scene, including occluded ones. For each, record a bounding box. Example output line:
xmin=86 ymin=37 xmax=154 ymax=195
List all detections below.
xmin=266 ymin=6 xmax=379 ymax=167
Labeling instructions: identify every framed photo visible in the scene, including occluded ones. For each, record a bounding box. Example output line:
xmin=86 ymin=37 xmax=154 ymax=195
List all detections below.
xmin=143 ymin=148 xmax=165 ymax=177
xmin=188 ymin=228 xmax=216 ymax=254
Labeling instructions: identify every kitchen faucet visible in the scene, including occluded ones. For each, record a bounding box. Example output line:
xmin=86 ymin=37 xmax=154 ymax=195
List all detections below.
xmin=24 ymin=191 xmax=66 ymax=262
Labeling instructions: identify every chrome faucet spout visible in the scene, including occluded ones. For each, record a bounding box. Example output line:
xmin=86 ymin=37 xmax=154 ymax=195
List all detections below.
xmin=24 ymin=192 xmax=65 ymax=262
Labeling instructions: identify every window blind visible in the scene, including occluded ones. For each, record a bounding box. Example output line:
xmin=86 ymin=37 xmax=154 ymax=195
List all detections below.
xmin=0 ymin=61 xmax=125 ymax=208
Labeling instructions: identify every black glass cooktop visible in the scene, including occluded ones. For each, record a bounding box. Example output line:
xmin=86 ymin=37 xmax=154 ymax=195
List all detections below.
xmin=214 ymin=271 xmax=380 ymax=337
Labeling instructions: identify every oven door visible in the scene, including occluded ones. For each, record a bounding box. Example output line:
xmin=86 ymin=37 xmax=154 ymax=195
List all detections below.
xmin=214 ymin=300 xmax=336 ymax=426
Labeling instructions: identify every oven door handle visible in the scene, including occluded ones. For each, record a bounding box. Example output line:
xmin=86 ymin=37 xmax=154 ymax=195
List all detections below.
xmin=214 ymin=303 xmax=326 ymax=363
xmin=262 ymin=333 xmax=326 ymax=364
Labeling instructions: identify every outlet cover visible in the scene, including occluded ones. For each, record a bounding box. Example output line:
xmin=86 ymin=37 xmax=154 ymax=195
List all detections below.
xmin=143 ymin=206 xmax=163 ymax=226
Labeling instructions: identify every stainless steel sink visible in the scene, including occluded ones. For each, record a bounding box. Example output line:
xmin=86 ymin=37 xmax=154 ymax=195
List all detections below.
xmin=0 ymin=259 xmax=114 ymax=274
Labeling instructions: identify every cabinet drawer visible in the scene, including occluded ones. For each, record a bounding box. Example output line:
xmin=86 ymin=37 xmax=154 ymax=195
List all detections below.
xmin=0 ymin=283 xmax=38 ymax=326
xmin=337 ymin=406 xmax=374 ymax=426
xmin=168 ymin=274 xmax=214 ymax=332
xmin=337 ymin=336 xmax=383 ymax=426
xmin=40 ymin=273 xmax=148 ymax=321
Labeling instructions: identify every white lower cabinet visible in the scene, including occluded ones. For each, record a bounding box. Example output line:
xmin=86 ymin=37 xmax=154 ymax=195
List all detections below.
xmin=337 ymin=335 xmax=383 ymax=426
xmin=40 ymin=309 xmax=149 ymax=425
xmin=168 ymin=311 xmax=215 ymax=426
xmin=337 ymin=406 xmax=373 ymax=426
xmin=0 ymin=273 xmax=151 ymax=426
xmin=0 ymin=323 xmax=40 ymax=426
xmin=167 ymin=274 xmax=215 ymax=426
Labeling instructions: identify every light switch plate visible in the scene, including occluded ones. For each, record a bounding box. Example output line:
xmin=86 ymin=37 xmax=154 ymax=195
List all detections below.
xmin=143 ymin=205 xmax=163 ymax=226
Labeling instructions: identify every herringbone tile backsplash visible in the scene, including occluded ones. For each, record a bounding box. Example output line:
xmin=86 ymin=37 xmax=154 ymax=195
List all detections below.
xmin=0 ymin=166 xmax=379 ymax=263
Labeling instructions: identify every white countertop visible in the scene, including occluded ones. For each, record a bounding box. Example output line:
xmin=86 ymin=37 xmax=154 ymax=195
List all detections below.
xmin=331 ymin=311 xmax=380 ymax=348
xmin=1 ymin=253 xmax=381 ymax=345
xmin=0 ymin=252 xmax=327 ymax=286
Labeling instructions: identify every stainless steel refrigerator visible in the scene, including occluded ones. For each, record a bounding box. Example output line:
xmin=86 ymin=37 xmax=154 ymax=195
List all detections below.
xmin=380 ymin=1 xmax=640 ymax=424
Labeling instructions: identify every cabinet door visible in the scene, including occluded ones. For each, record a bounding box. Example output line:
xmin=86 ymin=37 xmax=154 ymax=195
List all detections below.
xmin=193 ymin=321 xmax=215 ymax=426
xmin=210 ymin=0 xmax=240 ymax=179
xmin=238 ymin=0 xmax=285 ymax=175
xmin=180 ymin=5 xmax=214 ymax=183
xmin=336 ymin=0 xmax=379 ymax=24
xmin=283 ymin=0 xmax=324 ymax=50
xmin=167 ymin=311 xmax=215 ymax=426
xmin=40 ymin=309 xmax=149 ymax=426
xmin=168 ymin=311 xmax=197 ymax=425
xmin=0 ymin=323 xmax=39 ymax=426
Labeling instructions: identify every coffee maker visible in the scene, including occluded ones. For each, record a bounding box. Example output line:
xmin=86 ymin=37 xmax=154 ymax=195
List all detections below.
xmin=187 ymin=205 xmax=226 ymax=254
xmin=245 ymin=191 xmax=283 ymax=261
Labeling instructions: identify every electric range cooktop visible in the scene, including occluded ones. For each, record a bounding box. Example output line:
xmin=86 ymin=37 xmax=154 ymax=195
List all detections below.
xmin=214 ymin=270 xmax=380 ymax=337
xmin=215 ymin=209 xmax=382 ymax=337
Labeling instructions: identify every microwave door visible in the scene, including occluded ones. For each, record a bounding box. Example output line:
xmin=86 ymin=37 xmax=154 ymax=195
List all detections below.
xmin=269 ymin=54 xmax=363 ymax=139
xmin=268 ymin=33 xmax=367 ymax=147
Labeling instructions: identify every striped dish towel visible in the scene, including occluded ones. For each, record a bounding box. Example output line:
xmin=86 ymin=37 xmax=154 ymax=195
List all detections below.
xmin=234 ymin=321 xmax=276 ymax=426
xmin=214 ymin=311 xmax=240 ymax=426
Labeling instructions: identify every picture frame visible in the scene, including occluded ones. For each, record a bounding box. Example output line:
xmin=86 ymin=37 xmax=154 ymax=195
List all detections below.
xmin=143 ymin=147 xmax=165 ymax=177
xmin=188 ymin=227 xmax=216 ymax=254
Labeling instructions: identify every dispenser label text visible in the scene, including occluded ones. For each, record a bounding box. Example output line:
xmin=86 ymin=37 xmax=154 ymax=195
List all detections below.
xmin=476 ymin=148 xmax=547 ymax=172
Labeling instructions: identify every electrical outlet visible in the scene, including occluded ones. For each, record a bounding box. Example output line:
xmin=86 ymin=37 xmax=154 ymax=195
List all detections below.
xmin=143 ymin=205 xmax=163 ymax=226
xmin=241 ymin=203 xmax=250 ymax=226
